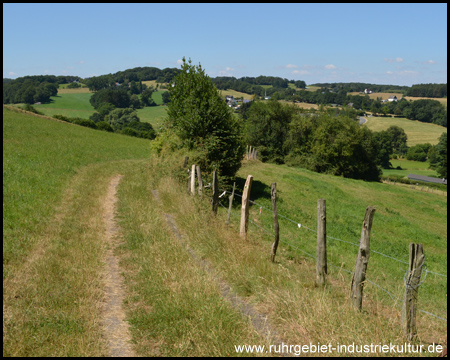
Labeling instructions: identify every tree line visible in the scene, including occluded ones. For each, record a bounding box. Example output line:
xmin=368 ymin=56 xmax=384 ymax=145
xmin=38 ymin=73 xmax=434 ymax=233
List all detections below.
xmin=310 ymin=82 xmax=410 ymax=93
xmin=154 ymin=59 xmax=447 ymax=186
xmin=3 ymin=75 xmax=82 ymax=104
xmin=405 ymin=83 xmax=447 ymax=98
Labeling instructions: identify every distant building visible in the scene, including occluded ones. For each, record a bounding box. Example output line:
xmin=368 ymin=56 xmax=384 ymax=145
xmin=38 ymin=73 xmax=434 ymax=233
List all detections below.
xmin=364 ymin=89 xmax=373 ymax=94
xmin=388 ymin=95 xmax=398 ymax=102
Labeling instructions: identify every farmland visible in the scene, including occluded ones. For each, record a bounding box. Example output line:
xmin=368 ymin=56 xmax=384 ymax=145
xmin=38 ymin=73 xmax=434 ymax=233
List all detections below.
xmin=363 ymin=116 xmax=447 ymax=146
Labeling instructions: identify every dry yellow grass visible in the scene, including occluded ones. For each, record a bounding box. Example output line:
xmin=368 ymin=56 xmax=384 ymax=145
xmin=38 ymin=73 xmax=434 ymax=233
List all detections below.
xmin=404 ymin=96 xmax=447 ymax=106
xmin=57 ymin=87 xmax=93 ymax=94
xmin=218 ymin=89 xmax=253 ymax=100
xmin=348 ymin=92 xmax=404 ymax=100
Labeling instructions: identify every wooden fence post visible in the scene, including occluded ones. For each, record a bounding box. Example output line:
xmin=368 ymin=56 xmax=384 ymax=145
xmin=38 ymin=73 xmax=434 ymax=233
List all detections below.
xmin=196 ymin=165 xmax=203 ymax=196
xmin=270 ymin=183 xmax=279 ymax=262
xmin=226 ymin=182 xmax=236 ymax=225
xmin=316 ymin=199 xmax=327 ymax=285
xmin=184 ymin=156 xmax=189 ymax=168
xmin=402 ymin=243 xmax=425 ymax=341
xmin=350 ymin=206 xmax=376 ymax=310
xmin=240 ymin=175 xmax=253 ymax=239
xmin=190 ymin=164 xmax=196 ymax=195
xmin=246 ymin=145 xmax=249 ymax=160
xmin=212 ymin=170 xmax=219 ymax=214
xmin=249 ymin=146 xmax=252 ymax=160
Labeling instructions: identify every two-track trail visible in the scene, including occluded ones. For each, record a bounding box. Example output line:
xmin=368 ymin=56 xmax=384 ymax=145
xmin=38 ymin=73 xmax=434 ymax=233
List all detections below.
xmin=101 ymin=175 xmax=136 ymax=357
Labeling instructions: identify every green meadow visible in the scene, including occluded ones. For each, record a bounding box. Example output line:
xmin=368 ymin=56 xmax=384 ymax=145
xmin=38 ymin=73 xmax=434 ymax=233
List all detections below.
xmin=363 ymin=116 xmax=447 ymax=146
xmin=3 ymin=105 xmax=447 ymax=356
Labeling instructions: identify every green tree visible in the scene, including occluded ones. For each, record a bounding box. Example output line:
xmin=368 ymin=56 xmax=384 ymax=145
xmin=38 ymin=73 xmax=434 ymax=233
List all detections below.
xmin=385 ymin=126 xmax=408 ymax=155
xmin=165 ymin=57 xmax=244 ymax=181
xmin=429 ymin=133 xmax=447 ymax=178
xmin=161 ymin=91 xmax=170 ymax=105
xmin=141 ymin=87 xmax=156 ymax=106
xmin=107 ymin=107 xmax=140 ymax=130
xmin=130 ymin=94 xmax=142 ymax=109
xmin=244 ymin=100 xmax=297 ymax=163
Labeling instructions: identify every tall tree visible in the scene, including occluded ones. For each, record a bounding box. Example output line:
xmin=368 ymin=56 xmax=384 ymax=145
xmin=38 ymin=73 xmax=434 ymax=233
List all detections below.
xmin=165 ymin=57 xmax=244 ymax=181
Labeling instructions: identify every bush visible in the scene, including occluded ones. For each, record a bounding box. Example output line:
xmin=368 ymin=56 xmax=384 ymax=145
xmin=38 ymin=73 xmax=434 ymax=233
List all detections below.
xmin=121 ymin=127 xmax=138 ymax=137
xmin=21 ymin=104 xmax=44 ymax=115
xmin=67 ymin=82 xmax=81 ymax=89
xmin=96 ymin=121 xmax=114 ymax=132
xmin=53 ymin=114 xmax=71 ymax=122
xmin=72 ymin=118 xmax=97 ymax=129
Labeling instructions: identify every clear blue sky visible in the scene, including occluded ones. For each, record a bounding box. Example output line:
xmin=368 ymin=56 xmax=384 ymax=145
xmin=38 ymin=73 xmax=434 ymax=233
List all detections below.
xmin=3 ymin=3 xmax=447 ymax=86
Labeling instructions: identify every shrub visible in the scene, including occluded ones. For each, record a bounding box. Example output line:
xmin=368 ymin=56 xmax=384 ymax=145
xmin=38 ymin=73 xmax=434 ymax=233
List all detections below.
xmin=96 ymin=121 xmax=114 ymax=132
xmin=21 ymin=104 xmax=44 ymax=115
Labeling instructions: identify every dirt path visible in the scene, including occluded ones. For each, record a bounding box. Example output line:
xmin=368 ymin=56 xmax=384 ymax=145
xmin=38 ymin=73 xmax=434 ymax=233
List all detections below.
xmin=152 ymin=189 xmax=284 ymax=349
xmin=102 ymin=175 xmax=136 ymax=357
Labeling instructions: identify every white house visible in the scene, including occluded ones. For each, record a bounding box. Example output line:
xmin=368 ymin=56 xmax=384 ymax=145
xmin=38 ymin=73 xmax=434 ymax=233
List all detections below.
xmin=388 ymin=95 xmax=398 ymax=102
xmin=364 ymin=89 xmax=373 ymax=94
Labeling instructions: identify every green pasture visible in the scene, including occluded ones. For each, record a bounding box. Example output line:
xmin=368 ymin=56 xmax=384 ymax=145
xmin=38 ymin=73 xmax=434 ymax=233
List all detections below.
xmin=227 ymin=160 xmax=447 ymax=323
xmin=363 ymin=116 xmax=447 ymax=146
xmin=136 ymin=105 xmax=167 ymax=130
xmin=3 ymin=107 xmax=151 ymax=271
xmin=383 ymin=159 xmax=438 ymax=178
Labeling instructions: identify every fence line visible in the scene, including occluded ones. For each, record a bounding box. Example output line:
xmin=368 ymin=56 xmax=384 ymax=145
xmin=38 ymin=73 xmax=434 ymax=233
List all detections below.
xmin=216 ymin=195 xmax=447 ymax=323
xmin=220 ymin=189 xmax=446 ymax=278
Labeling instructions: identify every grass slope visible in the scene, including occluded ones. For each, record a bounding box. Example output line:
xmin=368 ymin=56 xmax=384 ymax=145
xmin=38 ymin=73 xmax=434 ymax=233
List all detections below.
xmin=363 ymin=116 xmax=447 ymax=146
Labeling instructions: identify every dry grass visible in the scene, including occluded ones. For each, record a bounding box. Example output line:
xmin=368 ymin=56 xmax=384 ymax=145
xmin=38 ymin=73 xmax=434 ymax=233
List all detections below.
xmin=348 ymin=92 xmax=404 ymax=100
xmin=57 ymin=87 xmax=93 ymax=94
xmin=404 ymin=96 xmax=447 ymax=106
xmin=140 ymin=153 xmax=447 ymax=356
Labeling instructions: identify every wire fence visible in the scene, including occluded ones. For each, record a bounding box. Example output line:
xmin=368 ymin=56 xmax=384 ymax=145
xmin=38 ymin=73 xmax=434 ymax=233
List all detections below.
xmin=214 ymin=188 xmax=447 ymax=323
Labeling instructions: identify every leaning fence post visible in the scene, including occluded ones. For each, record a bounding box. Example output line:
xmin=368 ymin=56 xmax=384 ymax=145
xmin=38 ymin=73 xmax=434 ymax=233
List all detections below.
xmin=190 ymin=164 xmax=196 ymax=195
xmin=350 ymin=206 xmax=376 ymax=310
xmin=270 ymin=183 xmax=280 ymax=262
xmin=240 ymin=175 xmax=253 ymax=239
xmin=196 ymin=165 xmax=203 ymax=196
xmin=316 ymin=199 xmax=327 ymax=285
xmin=226 ymin=182 xmax=236 ymax=225
xmin=246 ymin=145 xmax=249 ymax=160
xmin=402 ymin=243 xmax=424 ymax=341
xmin=212 ymin=170 xmax=219 ymax=214
xmin=184 ymin=156 xmax=189 ymax=168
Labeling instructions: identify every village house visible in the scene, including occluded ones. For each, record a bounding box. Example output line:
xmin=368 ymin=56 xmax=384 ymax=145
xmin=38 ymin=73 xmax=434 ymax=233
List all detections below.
xmin=364 ymin=89 xmax=373 ymax=94
xmin=388 ymin=95 xmax=398 ymax=102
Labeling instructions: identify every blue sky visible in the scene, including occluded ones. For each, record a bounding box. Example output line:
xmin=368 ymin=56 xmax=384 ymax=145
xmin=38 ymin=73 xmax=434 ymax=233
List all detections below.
xmin=3 ymin=3 xmax=447 ymax=86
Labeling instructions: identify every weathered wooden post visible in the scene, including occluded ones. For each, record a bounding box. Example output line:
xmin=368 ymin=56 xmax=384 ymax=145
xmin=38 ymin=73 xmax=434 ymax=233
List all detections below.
xmin=350 ymin=206 xmax=376 ymax=310
xmin=212 ymin=170 xmax=219 ymax=214
xmin=190 ymin=164 xmax=196 ymax=194
xmin=402 ymin=243 xmax=425 ymax=341
xmin=249 ymin=146 xmax=252 ymax=160
xmin=226 ymin=182 xmax=236 ymax=225
xmin=316 ymin=199 xmax=327 ymax=285
xmin=240 ymin=175 xmax=253 ymax=239
xmin=183 ymin=156 xmax=189 ymax=168
xmin=196 ymin=165 xmax=203 ymax=196
xmin=270 ymin=183 xmax=280 ymax=262
xmin=246 ymin=145 xmax=249 ymax=160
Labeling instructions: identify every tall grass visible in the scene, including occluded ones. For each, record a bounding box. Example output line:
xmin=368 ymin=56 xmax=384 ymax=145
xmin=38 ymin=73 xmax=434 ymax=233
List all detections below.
xmin=145 ymin=153 xmax=447 ymax=355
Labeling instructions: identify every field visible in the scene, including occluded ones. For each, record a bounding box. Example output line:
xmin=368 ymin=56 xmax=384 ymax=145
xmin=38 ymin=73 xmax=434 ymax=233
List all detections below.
xmin=348 ymin=92 xmax=404 ymax=100
xmin=348 ymin=92 xmax=447 ymax=106
xmin=363 ymin=116 xmax=447 ymax=146
xmin=218 ymin=88 xmax=253 ymax=100
xmin=383 ymin=159 xmax=438 ymax=178
xmin=3 ymin=107 xmax=447 ymax=356
xmin=279 ymin=100 xmax=320 ymax=110
xmin=136 ymin=105 xmax=167 ymax=129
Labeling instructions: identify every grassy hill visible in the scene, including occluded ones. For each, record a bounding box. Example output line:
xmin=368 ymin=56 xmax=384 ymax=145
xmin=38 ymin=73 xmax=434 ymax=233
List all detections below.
xmin=363 ymin=116 xmax=447 ymax=146
xmin=4 ymin=107 xmax=446 ymax=355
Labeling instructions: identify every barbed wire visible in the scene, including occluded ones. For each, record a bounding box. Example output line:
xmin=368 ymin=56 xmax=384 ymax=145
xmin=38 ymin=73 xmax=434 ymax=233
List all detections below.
xmin=213 ymin=191 xmax=447 ymax=322
xmin=220 ymin=188 xmax=447 ymax=278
